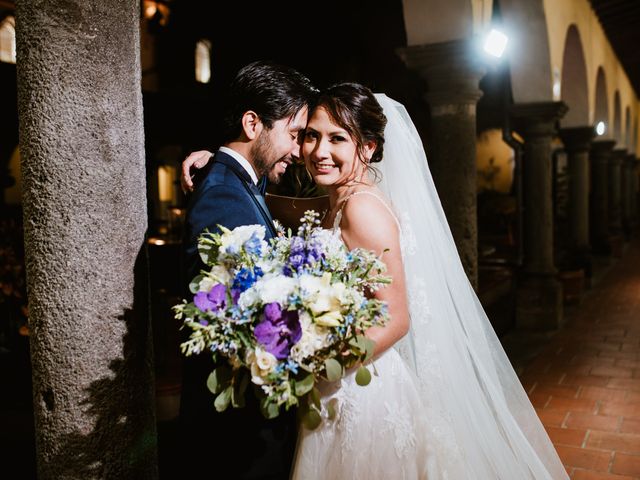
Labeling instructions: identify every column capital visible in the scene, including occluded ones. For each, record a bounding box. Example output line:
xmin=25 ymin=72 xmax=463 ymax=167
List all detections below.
xmin=397 ymin=38 xmax=485 ymax=108
xmin=559 ymin=126 xmax=595 ymax=154
xmin=610 ymin=148 xmax=627 ymax=166
xmin=510 ymin=102 xmax=568 ymax=138
xmin=590 ymin=139 xmax=616 ymax=156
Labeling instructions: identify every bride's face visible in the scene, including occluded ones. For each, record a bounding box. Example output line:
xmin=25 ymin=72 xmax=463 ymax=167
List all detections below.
xmin=302 ymin=106 xmax=369 ymax=189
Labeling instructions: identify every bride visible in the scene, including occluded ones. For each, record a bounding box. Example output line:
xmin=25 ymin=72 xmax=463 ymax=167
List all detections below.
xmin=291 ymin=83 xmax=568 ymax=479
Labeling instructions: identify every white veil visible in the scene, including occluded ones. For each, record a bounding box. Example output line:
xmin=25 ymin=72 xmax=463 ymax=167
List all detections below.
xmin=374 ymin=94 xmax=568 ymax=479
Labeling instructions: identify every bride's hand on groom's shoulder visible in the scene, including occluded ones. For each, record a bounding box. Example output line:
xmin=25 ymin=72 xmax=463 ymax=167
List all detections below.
xmin=181 ymin=150 xmax=213 ymax=193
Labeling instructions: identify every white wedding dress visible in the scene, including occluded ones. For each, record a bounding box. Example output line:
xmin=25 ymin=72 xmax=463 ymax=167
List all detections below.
xmin=292 ymin=194 xmax=445 ymax=480
xmin=291 ymin=95 xmax=568 ymax=480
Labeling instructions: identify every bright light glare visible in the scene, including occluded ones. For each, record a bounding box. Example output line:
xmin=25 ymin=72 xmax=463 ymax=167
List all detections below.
xmin=596 ymin=121 xmax=606 ymax=136
xmin=483 ymin=29 xmax=508 ymax=58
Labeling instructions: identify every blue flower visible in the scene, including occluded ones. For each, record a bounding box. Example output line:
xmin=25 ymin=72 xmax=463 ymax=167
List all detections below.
xmin=233 ymin=266 xmax=263 ymax=292
xmin=244 ymin=232 xmax=264 ymax=255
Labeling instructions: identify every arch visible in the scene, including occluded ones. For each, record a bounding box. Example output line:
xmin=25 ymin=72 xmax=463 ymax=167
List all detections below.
xmin=613 ymin=90 xmax=622 ymax=145
xmin=401 ymin=0 xmax=475 ymax=45
xmin=594 ymin=67 xmax=609 ymax=136
xmin=560 ymin=25 xmax=589 ymax=127
xmin=0 ymin=15 xmax=15 ymax=64
xmin=500 ymin=0 xmax=553 ymax=102
xmin=195 ymin=39 xmax=212 ymax=84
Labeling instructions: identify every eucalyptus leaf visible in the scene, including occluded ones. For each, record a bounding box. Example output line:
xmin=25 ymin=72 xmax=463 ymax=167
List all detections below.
xmin=260 ymin=397 xmax=281 ymax=419
xmin=207 ymin=366 xmax=231 ymax=394
xmin=355 ymin=365 xmax=372 ymax=386
xmin=326 ymin=398 xmax=337 ymax=420
xmin=295 ymin=374 xmax=315 ymax=397
xmin=324 ymin=358 xmax=343 ymax=382
xmin=214 ymin=386 xmax=232 ymax=412
xmin=363 ymin=337 xmax=377 ymax=362
xmin=302 ymin=409 xmax=322 ymax=430
xmin=232 ymin=372 xmax=249 ymax=408
xmin=310 ymin=387 xmax=321 ymax=410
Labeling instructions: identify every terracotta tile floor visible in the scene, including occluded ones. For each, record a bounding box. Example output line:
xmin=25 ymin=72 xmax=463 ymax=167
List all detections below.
xmin=516 ymin=236 xmax=640 ymax=479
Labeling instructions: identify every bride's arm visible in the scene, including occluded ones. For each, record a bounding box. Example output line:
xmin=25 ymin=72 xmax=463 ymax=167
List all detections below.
xmin=339 ymin=195 xmax=410 ymax=356
xmin=180 ymin=150 xmax=214 ymax=192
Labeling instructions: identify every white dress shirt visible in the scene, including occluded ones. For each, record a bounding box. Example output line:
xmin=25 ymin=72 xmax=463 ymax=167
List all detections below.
xmin=218 ymin=146 xmax=259 ymax=185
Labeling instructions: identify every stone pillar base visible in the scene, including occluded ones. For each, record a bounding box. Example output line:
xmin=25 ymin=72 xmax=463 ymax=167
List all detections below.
xmin=516 ymin=276 xmax=563 ymax=330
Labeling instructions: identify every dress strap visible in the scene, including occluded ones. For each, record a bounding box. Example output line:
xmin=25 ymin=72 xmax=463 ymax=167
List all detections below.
xmin=336 ymin=190 xmax=402 ymax=231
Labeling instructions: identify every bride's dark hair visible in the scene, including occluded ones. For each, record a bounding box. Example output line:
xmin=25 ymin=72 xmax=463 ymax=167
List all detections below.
xmin=312 ymin=83 xmax=387 ymax=166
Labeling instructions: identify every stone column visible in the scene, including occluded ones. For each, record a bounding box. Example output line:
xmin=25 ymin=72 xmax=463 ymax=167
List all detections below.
xmin=559 ymin=127 xmax=595 ymax=272
xmin=608 ymin=149 xmax=626 ymax=234
xmin=633 ymin=159 xmax=640 ymax=228
xmin=398 ymin=39 xmax=485 ymax=290
xmin=510 ymin=102 xmax=567 ymax=330
xmin=16 ymin=1 xmax=158 ymax=479
xmin=589 ymin=140 xmax=616 ymax=253
xmin=622 ymin=154 xmax=636 ymax=234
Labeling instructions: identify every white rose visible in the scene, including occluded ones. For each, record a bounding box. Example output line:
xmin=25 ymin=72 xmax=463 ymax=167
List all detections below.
xmin=247 ymin=348 xmax=277 ymax=385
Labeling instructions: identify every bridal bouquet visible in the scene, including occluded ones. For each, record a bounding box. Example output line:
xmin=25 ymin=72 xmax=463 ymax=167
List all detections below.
xmin=173 ymin=211 xmax=390 ymax=429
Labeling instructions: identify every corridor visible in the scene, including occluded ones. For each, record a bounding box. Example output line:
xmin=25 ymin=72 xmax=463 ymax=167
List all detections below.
xmin=517 ymin=236 xmax=640 ymax=479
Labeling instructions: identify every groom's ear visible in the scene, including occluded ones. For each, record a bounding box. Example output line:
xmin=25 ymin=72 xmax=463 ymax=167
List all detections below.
xmin=241 ymin=111 xmax=263 ymax=140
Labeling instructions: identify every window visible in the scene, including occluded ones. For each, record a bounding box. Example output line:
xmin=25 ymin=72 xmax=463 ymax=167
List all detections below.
xmin=0 ymin=16 xmax=16 ymax=64
xmin=195 ymin=39 xmax=211 ymax=84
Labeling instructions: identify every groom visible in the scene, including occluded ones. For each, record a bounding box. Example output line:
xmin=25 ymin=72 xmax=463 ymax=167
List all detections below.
xmin=179 ymin=60 xmax=316 ymax=479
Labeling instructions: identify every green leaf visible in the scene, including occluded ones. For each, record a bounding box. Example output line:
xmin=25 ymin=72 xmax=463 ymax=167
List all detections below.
xmin=259 ymin=397 xmax=281 ymax=419
xmin=214 ymin=386 xmax=232 ymax=412
xmin=302 ymin=409 xmax=322 ymax=430
xmin=363 ymin=337 xmax=377 ymax=362
xmin=295 ymin=374 xmax=315 ymax=397
xmin=189 ymin=274 xmax=204 ymax=294
xmin=231 ymin=371 xmax=249 ymax=408
xmin=206 ymin=366 xmax=231 ymax=395
xmin=326 ymin=398 xmax=337 ymax=420
xmin=324 ymin=358 xmax=343 ymax=382
xmin=355 ymin=365 xmax=372 ymax=386
xmin=310 ymin=387 xmax=321 ymax=411
xmin=198 ymin=243 xmax=215 ymax=265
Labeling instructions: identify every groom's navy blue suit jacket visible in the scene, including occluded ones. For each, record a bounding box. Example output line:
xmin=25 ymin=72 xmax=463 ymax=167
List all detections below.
xmin=183 ymin=150 xmax=277 ymax=285
xmin=180 ymin=150 xmax=295 ymax=480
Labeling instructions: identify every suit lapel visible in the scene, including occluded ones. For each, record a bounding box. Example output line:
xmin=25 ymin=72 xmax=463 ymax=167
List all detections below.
xmin=214 ymin=152 xmax=277 ymax=237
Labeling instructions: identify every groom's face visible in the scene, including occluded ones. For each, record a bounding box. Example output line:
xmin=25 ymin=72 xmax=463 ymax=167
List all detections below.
xmin=251 ymin=107 xmax=308 ymax=184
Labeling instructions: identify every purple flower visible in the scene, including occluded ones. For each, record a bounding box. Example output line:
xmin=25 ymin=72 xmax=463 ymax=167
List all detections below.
xmin=286 ymin=235 xmax=325 ymax=271
xmin=193 ymin=283 xmax=228 ymax=312
xmin=254 ymin=302 xmax=302 ymax=359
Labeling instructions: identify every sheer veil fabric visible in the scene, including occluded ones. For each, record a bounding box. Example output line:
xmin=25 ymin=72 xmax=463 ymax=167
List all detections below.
xmin=374 ymin=94 xmax=568 ymax=479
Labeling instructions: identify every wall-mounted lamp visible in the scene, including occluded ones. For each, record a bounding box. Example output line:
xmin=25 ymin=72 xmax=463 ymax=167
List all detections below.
xmin=143 ymin=0 xmax=171 ymax=28
xmin=596 ymin=121 xmax=606 ymax=136
xmin=483 ymin=28 xmax=509 ymax=58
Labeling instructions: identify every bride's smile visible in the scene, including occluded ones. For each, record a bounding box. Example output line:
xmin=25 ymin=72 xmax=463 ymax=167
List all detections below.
xmin=302 ymin=106 xmax=374 ymax=193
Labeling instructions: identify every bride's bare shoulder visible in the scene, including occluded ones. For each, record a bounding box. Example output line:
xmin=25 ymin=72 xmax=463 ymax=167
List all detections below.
xmin=339 ymin=190 xmax=400 ymax=252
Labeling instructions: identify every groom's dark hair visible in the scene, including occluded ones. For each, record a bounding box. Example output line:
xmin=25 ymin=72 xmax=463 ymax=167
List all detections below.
xmin=220 ymin=60 xmax=317 ymax=143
